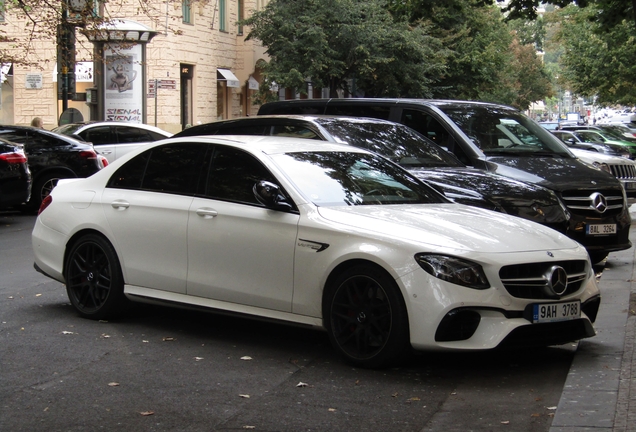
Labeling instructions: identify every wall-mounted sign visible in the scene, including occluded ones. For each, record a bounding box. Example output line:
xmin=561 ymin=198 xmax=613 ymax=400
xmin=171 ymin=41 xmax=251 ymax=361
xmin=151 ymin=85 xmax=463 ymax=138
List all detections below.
xmin=25 ymin=73 xmax=43 ymax=89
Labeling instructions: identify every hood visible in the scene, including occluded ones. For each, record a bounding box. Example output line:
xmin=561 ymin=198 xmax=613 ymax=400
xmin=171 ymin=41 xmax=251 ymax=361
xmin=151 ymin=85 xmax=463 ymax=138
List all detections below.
xmin=570 ymin=148 xmax=636 ymax=165
xmin=407 ymin=167 xmax=569 ymax=224
xmin=485 ymin=155 xmax=621 ymax=191
xmin=317 ymin=204 xmax=578 ymax=254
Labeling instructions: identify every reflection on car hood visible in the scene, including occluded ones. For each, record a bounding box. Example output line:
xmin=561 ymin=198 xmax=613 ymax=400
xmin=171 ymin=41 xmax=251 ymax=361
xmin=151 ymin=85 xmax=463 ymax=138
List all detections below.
xmin=317 ymin=204 xmax=576 ymax=253
xmin=408 ymin=167 xmax=560 ymax=206
xmin=485 ymin=156 xmax=621 ymax=191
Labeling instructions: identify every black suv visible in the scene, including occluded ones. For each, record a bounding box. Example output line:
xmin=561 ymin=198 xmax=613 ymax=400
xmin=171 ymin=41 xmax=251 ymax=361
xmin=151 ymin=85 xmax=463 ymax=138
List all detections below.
xmin=258 ymin=99 xmax=632 ymax=263
xmin=0 ymin=126 xmax=101 ymax=211
xmin=0 ymin=138 xmax=31 ymax=209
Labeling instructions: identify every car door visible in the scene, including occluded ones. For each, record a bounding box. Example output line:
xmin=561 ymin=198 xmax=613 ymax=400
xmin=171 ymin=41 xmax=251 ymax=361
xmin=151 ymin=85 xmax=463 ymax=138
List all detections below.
xmin=186 ymin=144 xmax=299 ymax=312
xmin=102 ymin=142 xmax=209 ymax=293
xmin=80 ymin=126 xmax=117 ymax=163
xmin=113 ymin=126 xmax=159 ymax=160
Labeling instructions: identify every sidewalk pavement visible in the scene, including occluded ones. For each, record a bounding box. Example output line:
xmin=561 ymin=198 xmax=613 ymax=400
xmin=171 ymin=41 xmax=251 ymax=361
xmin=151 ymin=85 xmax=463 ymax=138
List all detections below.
xmin=549 ymin=216 xmax=636 ymax=432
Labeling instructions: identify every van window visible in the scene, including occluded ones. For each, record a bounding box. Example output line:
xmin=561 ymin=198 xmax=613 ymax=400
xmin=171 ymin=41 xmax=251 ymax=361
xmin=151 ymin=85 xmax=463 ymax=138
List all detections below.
xmin=325 ymin=104 xmax=391 ymax=120
xmin=401 ymin=109 xmax=471 ymax=165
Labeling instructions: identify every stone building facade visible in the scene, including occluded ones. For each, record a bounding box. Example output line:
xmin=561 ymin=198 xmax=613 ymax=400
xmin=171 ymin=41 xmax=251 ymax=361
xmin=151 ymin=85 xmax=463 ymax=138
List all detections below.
xmin=0 ymin=0 xmax=269 ymax=133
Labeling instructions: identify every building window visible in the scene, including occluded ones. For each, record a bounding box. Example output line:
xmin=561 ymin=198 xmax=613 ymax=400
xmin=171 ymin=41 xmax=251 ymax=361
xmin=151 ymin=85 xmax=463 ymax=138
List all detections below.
xmin=219 ymin=0 xmax=226 ymax=32
xmin=183 ymin=0 xmax=192 ymax=24
xmin=237 ymin=0 xmax=244 ymax=35
xmin=0 ymin=0 xmax=5 ymax=22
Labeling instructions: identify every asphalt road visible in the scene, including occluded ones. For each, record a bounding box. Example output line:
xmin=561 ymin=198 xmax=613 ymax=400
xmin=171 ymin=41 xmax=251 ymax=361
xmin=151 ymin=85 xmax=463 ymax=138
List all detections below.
xmin=1 ymin=211 xmax=577 ymax=432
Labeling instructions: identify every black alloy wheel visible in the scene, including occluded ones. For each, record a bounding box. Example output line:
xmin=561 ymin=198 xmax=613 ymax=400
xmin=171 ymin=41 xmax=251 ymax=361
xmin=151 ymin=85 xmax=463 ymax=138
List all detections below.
xmin=64 ymin=234 xmax=127 ymax=320
xmin=324 ymin=264 xmax=410 ymax=368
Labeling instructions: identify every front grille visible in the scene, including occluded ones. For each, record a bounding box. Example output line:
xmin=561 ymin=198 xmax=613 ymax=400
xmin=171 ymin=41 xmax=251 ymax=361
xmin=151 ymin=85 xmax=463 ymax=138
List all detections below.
xmin=609 ymin=164 xmax=636 ymax=179
xmin=560 ymin=189 xmax=624 ymax=215
xmin=499 ymin=260 xmax=588 ymax=300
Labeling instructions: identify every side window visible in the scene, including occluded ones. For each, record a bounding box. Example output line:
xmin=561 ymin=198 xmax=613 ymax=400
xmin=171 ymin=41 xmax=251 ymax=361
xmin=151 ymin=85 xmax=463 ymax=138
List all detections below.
xmin=116 ymin=126 xmax=153 ymax=143
xmin=400 ymin=109 xmax=471 ymax=165
xmin=325 ymin=104 xmax=391 ymax=120
xmin=82 ymin=126 xmax=113 ymax=145
xmin=215 ymin=125 xmax=269 ymax=135
xmin=271 ymin=125 xmax=320 ymax=139
xmin=0 ymin=130 xmax=28 ymax=144
xmin=206 ymin=146 xmax=277 ymax=205
xmin=107 ymin=143 xmax=208 ymax=195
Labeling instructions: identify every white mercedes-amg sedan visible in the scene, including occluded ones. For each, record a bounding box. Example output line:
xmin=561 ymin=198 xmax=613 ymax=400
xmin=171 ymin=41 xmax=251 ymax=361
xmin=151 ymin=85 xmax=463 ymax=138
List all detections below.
xmin=32 ymin=136 xmax=600 ymax=368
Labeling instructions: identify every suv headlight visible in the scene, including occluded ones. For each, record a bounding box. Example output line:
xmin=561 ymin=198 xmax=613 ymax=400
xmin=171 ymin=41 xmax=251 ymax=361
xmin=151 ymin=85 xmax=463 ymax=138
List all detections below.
xmin=415 ymin=254 xmax=490 ymax=289
xmin=592 ymin=162 xmax=611 ymax=174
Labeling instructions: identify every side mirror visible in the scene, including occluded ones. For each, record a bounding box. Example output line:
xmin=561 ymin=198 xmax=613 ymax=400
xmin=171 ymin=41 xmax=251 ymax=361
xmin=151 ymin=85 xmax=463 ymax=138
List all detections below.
xmin=253 ymin=180 xmax=293 ymax=211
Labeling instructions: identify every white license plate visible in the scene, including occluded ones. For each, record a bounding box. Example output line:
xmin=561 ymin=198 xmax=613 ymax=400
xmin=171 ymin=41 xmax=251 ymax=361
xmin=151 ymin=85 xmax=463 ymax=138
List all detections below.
xmin=532 ymin=300 xmax=581 ymax=323
xmin=586 ymin=224 xmax=616 ymax=235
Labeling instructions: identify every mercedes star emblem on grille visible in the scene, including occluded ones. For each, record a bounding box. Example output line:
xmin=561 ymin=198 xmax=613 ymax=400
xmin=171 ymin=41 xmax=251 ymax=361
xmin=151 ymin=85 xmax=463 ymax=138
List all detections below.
xmin=590 ymin=192 xmax=608 ymax=213
xmin=546 ymin=265 xmax=568 ymax=297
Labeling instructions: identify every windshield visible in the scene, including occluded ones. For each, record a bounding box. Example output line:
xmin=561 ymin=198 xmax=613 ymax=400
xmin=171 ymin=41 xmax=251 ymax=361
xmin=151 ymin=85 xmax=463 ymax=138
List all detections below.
xmin=315 ymin=118 xmax=463 ymax=168
xmin=52 ymin=124 xmax=83 ymax=135
xmin=440 ymin=106 xmax=572 ymax=157
xmin=271 ymin=151 xmax=446 ymax=207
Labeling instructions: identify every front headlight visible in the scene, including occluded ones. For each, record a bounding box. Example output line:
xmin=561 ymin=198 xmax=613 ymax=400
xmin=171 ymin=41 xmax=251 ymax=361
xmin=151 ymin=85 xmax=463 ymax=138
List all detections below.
xmin=415 ymin=254 xmax=490 ymax=289
xmin=592 ymin=162 xmax=612 ymax=174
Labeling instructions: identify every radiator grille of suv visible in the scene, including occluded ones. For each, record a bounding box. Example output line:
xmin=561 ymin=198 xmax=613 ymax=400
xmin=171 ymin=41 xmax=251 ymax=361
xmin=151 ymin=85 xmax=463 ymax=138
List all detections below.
xmin=499 ymin=260 xmax=588 ymax=300
xmin=609 ymin=164 xmax=636 ymax=179
xmin=560 ymin=189 xmax=624 ymax=215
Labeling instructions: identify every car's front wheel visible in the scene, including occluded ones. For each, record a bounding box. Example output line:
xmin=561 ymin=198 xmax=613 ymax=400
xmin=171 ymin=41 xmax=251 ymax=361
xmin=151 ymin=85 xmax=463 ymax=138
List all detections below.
xmin=64 ymin=234 xmax=127 ymax=320
xmin=324 ymin=264 xmax=410 ymax=368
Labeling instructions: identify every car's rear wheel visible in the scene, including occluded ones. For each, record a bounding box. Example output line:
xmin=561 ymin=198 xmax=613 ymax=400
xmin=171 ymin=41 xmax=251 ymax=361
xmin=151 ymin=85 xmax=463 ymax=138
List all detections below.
xmin=324 ymin=264 xmax=410 ymax=368
xmin=64 ymin=234 xmax=127 ymax=320
xmin=23 ymin=172 xmax=70 ymax=212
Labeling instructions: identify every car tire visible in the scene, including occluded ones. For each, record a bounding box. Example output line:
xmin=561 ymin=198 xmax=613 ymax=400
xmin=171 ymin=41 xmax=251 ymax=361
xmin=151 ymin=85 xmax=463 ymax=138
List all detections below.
xmin=64 ymin=234 xmax=128 ymax=320
xmin=24 ymin=172 xmax=69 ymax=212
xmin=323 ymin=264 xmax=410 ymax=369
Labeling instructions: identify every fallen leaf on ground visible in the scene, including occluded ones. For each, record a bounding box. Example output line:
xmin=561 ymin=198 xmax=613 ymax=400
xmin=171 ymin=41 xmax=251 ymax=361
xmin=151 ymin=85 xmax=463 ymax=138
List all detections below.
xmin=328 ymin=408 xmax=336 ymax=412
xmin=162 ymin=337 xmax=175 ymax=341
xmin=61 ymin=331 xmax=74 ymax=335
xmin=36 ymin=294 xmax=42 ymax=297
xmin=194 ymin=357 xmax=204 ymax=361
xmin=243 ymin=426 xmax=255 ymax=429
xmin=239 ymin=394 xmax=250 ymax=398
xmin=240 ymin=356 xmax=253 ymax=360
xmin=501 ymin=420 xmax=510 ymax=425
xmin=296 ymin=382 xmax=308 ymax=387
xmin=108 ymin=382 xmax=120 ymax=387
xmin=139 ymin=411 xmax=154 ymax=416
xmin=547 ymin=406 xmax=557 ymax=410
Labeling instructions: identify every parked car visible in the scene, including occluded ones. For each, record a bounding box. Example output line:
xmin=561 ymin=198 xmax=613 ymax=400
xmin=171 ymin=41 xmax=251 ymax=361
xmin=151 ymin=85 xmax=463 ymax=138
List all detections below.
xmin=551 ymin=130 xmax=633 ymax=158
xmin=567 ymin=148 xmax=636 ymax=205
xmin=176 ymin=115 xmax=572 ymax=235
xmin=258 ymin=99 xmax=632 ymax=263
xmin=32 ymin=135 xmax=601 ymax=368
xmin=0 ymin=125 xmax=102 ymax=211
xmin=53 ymin=121 xmax=173 ymax=163
xmin=0 ymin=137 xmax=31 ymax=209
xmin=564 ymin=129 xmax=636 ymax=158
xmin=559 ymin=124 xmax=636 ymax=144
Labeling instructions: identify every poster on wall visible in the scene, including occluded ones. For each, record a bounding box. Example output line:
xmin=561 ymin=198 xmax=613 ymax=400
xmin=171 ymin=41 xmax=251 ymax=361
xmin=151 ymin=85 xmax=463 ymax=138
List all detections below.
xmin=104 ymin=43 xmax=142 ymax=123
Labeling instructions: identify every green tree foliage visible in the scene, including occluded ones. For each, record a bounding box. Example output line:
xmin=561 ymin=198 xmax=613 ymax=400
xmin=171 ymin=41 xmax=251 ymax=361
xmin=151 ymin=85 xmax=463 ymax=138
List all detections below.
xmin=241 ymin=0 xmax=448 ymax=98
xmin=389 ymin=0 xmax=552 ymax=108
xmin=555 ymin=5 xmax=636 ymax=105
xmin=493 ymin=0 xmax=635 ymax=30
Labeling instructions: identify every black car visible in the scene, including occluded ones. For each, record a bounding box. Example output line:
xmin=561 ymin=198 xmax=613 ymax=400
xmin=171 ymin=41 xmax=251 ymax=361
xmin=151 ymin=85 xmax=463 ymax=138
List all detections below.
xmin=0 ymin=138 xmax=31 ymax=209
xmin=175 ymin=115 xmax=572 ymax=238
xmin=258 ymin=99 xmax=633 ymax=263
xmin=0 ymin=125 xmax=101 ymax=211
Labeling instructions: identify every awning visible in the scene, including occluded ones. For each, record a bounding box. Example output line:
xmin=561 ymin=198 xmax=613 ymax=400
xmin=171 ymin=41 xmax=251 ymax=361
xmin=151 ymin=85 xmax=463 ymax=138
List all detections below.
xmin=248 ymin=76 xmax=259 ymax=90
xmin=217 ymin=68 xmax=240 ymax=88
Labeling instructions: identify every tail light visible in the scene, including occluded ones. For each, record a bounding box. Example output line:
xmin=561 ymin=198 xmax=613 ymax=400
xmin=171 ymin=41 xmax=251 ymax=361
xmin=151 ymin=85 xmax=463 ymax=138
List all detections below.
xmin=38 ymin=195 xmax=53 ymax=215
xmin=0 ymin=151 xmax=28 ymax=164
xmin=79 ymin=150 xmax=98 ymax=160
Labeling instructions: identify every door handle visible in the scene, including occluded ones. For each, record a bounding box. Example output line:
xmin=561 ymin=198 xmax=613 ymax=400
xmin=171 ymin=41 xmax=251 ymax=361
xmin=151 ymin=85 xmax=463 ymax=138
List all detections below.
xmin=111 ymin=200 xmax=130 ymax=210
xmin=196 ymin=208 xmax=218 ymax=219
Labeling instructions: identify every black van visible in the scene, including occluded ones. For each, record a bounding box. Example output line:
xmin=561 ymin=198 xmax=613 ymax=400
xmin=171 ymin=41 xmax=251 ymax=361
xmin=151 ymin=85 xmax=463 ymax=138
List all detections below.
xmin=258 ymin=98 xmax=632 ymax=262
